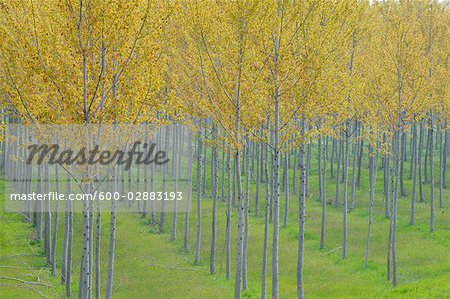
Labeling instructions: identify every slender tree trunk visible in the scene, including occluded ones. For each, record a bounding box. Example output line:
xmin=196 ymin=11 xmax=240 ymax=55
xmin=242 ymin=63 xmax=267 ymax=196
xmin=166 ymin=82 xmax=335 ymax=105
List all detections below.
xmin=234 ymin=145 xmax=244 ymax=298
xmin=305 ymin=142 xmax=311 ymax=196
xmin=418 ymin=121 xmax=425 ymax=202
xmin=383 ymin=133 xmax=390 ymax=219
xmin=330 ymin=138 xmax=336 ymax=179
xmin=391 ymin=131 xmax=400 ymax=287
xmin=210 ymin=124 xmax=218 ymax=274
xmin=430 ymin=113 xmax=435 ymax=233
xmin=183 ymin=132 xmax=193 ymax=252
xmin=94 ymin=180 xmax=101 ymax=299
xmin=35 ymin=164 xmax=43 ymax=241
xmin=293 ymin=148 xmax=297 ymax=195
xmin=194 ymin=132 xmax=202 ymax=265
xmin=400 ymin=130 xmax=406 ymax=196
xmin=261 ymin=137 xmax=270 ymax=299
xmin=409 ymin=126 xmax=414 ymax=180
xmin=88 ymin=185 xmax=94 ymax=299
xmin=356 ymin=138 xmax=364 ymax=188
xmin=387 ymin=133 xmax=397 ymax=284
xmin=66 ymin=174 xmax=73 ymax=298
xmin=150 ymin=140 xmax=155 ymax=224
xmin=255 ymin=139 xmax=261 ymax=217
xmin=271 ymin=88 xmax=280 ymax=299
xmin=297 ymin=121 xmax=306 ymax=299
xmin=342 ymin=124 xmax=350 ymax=259
xmin=424 ymin=126 xmax=430 ymax=183
xmin=365 ymin=144 xmax=375 ymax=269
xmin=79 ymin=182 xmax=91 ymax=299
xmin=62 ymin=189 xmax=69 ymax=285
xmin=283 ymin=153 xmax=289 ymax=227
xmin=221 ymin=139 xmax=226 ymax=201
xmin=318 ymin=135 xmax=323 ymax=203
xmin=226 ymin=147 xmax=232 ymax=280
xmin=44 ymin=164 xmax=51 ymax=266
xmin=203 ymin=126 xmax=207 ymax=196
xmin=350 ymin=121 xmax=358 ymax=210
xmin=171 ymin=125 xmax=180 ymax=241
xmin=320 ymin=132 xmax=327 ymax=250
xmin=439 ymin=123 xmax=443 ymax=208
xmin=51 ymin=164 xmax=59 ymax=277
xmin=390 ymin=74 xmax=403 ymax=287
xmin=243 ymin=138 xmax=250 ymax=290
xmin=159 ymin=127 xmax=170 ymax=233
xmin=105 ymin=167 xmax=117 ymax=299
xmin=411 ymin=124 xmax=418 ymax=225
xmin=334 ymin=139 xmax=342 ymax=207
xmin=443 ymin=124 xmax=448 ymax=189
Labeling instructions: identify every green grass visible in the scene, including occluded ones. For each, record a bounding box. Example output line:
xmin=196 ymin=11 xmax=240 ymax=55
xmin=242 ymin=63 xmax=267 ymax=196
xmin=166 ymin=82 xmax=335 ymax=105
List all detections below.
xmin=0 ymin=179 xmax=62 ymax=298
xmin=0 ymin=147 xmax=449 ymax=298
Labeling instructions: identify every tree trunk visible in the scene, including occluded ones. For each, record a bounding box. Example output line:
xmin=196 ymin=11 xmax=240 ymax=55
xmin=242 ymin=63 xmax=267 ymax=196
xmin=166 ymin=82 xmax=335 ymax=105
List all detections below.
xmin=194 ymin=132 xmax=202 ymax=265
xmin=62 ymin=186 xmax=69 ymax=285
xmin=35 ymin=164 xmax=43 ymax=241
xmin=383 ymin=133 xmax=390 ymax=219
xmin=356 ymin=138 xmax=364 ymax=188
xmin=203 ymin=126 xmax=207 ymax=196
xmin=439 ymin=123 xmax=443 ymax=208
xmin=430 ymin=113 xmax=435 ymax=233
xmin=365 ymin=144 xmax=375 ymax=269
xmin=261 ymin=138 xmax=270 ymax=299
xmin=66 ymin=174 xmax=73 ymax=298
xmin=391 ymin=131 xmax=399 ymax=287
xmin=105 ymin=167 xmax=117 ymax=299
xmin=318 ymin=136 xmax=323 ymax=203
xmin=424 ymin=126 xmax=430 ymax=183
xmin=293 ymin=148 xmax=297 ymax=195
xmin=271 ymin=91 xmax=280 ymax=299
xmin=44 ymin=164 xmax=51 ymax=266
xmin=243 ymin=138 xmax=250 ymax=290
xmin=183 ymin=132 xmax=194 ymax=252
xmin=350 ymin=121 xmax=358 ymax=210
xmin=226 ymin=147 xmax=232 ymax=280
xmin=342 ymin=124 xmax=350 ymax=259
xmin=221 ymin=139 xmax=226 ymax=201
xmin=443 ymin=124 xmax=448 ymax=189
xmin=418 ymin=121 xmax=425 ymax=202
xmin=305 ymin=142 xmax=312 ymax=196
xmin=171 ymin=125 xmax=180 ymax=241
xmin=297 ymin=121 xmax=306 ymax=299
xmin=234 ymin=145 xmax=244 ymax=298
xmin=79 ymin=181 xmax=91 ymax=299
xmin=210 ymin=124 xmax=218 ymax=274
xmin=159 ymin=127 xmax=170 ymax=233
xmin=334 ymin=139 xmax=342 ymax=207
xmin=320 ymin=132 xmax=327 ymax=250
xmin=400 ymin=130 xmax=406 ymax=196
xmin=94 ymin=177 xmax=101 ymax=299
xmin=51 ymin=163 xmax=59 ymax=277
xmin=411 ymin=124 xmax=418 ymax=225
xmin=330 ymin=138 xmax=336 ymax=179
xmin=255 ymin=139 xmax=261 ymax=217
xmin=283 ymin=153 xmax=289 ymax=227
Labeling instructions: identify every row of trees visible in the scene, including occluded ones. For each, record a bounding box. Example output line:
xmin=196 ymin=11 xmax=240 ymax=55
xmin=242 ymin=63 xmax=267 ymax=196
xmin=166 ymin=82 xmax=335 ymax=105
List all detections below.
xmin=0 ymin=0 xmax=448 ymax=298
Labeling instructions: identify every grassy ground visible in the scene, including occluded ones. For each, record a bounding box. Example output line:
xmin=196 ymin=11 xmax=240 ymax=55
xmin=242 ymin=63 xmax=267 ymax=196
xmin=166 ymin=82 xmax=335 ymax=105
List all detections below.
xmin=0 ymin=148 xmax=449 ymax=298
xmin=0 ymin=179 xmax=61 ymax=298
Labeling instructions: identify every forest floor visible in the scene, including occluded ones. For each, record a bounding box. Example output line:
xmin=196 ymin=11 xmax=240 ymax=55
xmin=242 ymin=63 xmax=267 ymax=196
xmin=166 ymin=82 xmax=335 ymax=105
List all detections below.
xmin=0 ymin=158 xmax=449 ymax=298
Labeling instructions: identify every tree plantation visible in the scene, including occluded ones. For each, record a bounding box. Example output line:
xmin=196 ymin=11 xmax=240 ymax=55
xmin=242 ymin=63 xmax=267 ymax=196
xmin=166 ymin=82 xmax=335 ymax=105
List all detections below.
xmin=0 ymin=0 xmax=449 ymax=298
